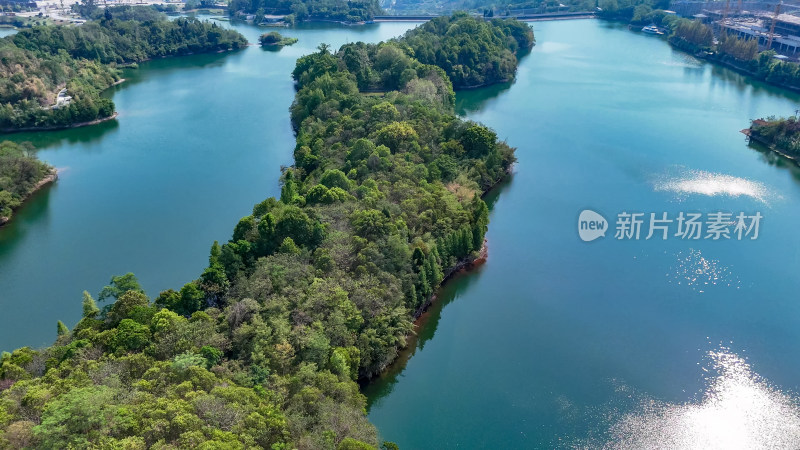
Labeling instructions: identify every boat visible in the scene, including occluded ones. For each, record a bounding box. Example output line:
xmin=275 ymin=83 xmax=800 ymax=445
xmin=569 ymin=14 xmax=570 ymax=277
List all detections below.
xmin=642 ymin=25 xmax=664 ymax=35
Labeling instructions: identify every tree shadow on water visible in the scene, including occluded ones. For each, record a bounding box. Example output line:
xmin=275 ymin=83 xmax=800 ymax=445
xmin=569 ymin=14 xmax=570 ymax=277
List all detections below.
xmin=745 ymin=139 xmax=800 ymax=185
xmin=3 ymin=118 xmax=120 ymax=151
xmin=362 ymin=268 xmax=484 ymax=409
xmin=455 ymin=81 xmax=514 ymax=116
xmin=0 ymin=181 xmax=55 ymax=257
xmin=362 ymin=175 xmax=514 ymax=408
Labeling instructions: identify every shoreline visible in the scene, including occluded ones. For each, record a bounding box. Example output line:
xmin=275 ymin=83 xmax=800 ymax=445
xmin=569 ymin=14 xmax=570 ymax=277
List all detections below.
xmin=358 ymin=239 xmax=490 ymax=384
xmin=411 ymin=238 xmax=489 ymax=319
xmin=458 ymin=79 xmax=513 ymax=90
xmin=636 ymin=26 xmax=800 ymax=94
xmin=0 ymin=112 xmax=119 ymax=134
xmin=362 ymin=168 xmax=512 ymax=381
xmin=0 ymin=168 xmax=58 ymax=227
xmin=0 ymin=44 xmax=244 ymax=135
xmin=697 ymin=53 xmax=800 ymax=94
xmin=741 ymin=128 xmax=800 ymax=163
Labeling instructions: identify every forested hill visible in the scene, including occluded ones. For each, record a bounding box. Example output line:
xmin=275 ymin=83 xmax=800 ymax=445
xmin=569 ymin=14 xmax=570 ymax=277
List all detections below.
xmin=400 ymin=14 xmax=534 ymax=88
xmin=0 ymin=16 xmax=530 ymax=449
xmin=230 ymin=0 xmax=382 ymax=23
xmin=0 ymin=8 xmax=247 ymax=131
xmin=292 ymin=13 xmax=534 ymax=92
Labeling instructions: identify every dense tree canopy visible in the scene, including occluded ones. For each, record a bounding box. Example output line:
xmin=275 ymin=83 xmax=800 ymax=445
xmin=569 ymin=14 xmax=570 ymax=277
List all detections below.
xmin=0 ymin=15 xmax=526 ymax=449
xmin=260 ymin=31 xmax=298 ymax=47
xmin=667 ymin=17 xmax=713 ymax=52
xmin=401 ymin=14 xmax=534 ymax=88
xmin=0 ymin=141 xmax=53 ymax=221
xmin=0 ymin=8 xmax=247 ymax=130
xmin=294 ymin=14 xmax=533 ymax=92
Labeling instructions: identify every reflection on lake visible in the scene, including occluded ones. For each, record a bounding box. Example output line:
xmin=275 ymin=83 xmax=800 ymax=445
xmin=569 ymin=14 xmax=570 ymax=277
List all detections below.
xmin=653 ymin=169 xmax=775 ymax=204
xmin=604 ymin=349 xmax=800 ymax=450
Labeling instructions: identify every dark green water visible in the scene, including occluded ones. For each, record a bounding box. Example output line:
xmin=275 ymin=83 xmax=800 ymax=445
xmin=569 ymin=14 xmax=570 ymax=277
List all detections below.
xmin=365 ymin=20 xmax=800 ymax=448
xmin=0 ymin=20 xmax=420 ymax=350
xmin=5 ymin=17 xmax=800 ymax=448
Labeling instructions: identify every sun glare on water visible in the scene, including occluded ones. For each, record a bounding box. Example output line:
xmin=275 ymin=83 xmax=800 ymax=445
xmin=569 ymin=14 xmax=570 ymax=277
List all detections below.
xmin=668 ymin=249 xmax=740 ymax=292
xmin=654 ymin=170 xmax=774 ymax=204
xmin=605 ymin=349 xmax=800 ymax=449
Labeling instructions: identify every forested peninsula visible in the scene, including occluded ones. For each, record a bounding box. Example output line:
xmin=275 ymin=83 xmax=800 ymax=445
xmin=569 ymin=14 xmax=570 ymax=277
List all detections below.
xmin=0 ymin=15 xmax=532 ymax=449
xmin=0 ymin=7 xmax=247 ymax=131
xmin=0 ymin=141 xmax=55 ymax=225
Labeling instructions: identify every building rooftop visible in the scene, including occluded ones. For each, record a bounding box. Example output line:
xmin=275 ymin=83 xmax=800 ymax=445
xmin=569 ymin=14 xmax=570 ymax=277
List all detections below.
xmin=773 ymin=13 xmax=800 ymax=26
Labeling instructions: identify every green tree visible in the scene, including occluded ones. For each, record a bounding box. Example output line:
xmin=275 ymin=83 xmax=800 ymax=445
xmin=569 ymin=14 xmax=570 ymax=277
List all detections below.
xmin=461 ymin=125 xmax=497 ymax=158
xmin=81 ymin=291 xmax=100 ymax=319
xmin=98 ymin=273 xmax=144 ymax=302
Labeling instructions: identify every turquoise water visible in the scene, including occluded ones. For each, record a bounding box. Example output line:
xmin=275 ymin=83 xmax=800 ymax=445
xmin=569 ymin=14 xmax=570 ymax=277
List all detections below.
xmin=0 ymin=21 xmax=420 ymax=350
xmin=365 ymin=20 xmax=800 ymax=448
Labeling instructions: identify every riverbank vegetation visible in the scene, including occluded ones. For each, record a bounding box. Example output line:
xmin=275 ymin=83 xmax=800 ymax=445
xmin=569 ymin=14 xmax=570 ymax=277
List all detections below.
xmin=666 ymin=17 xmax=713 ymax=53
xmin=747 ymin=116 xmax=800 ymax=158
xmin=670 ymin=19 xmax=800 ymax=89
xmin=0 ymin=141 xmax=54 ymax=223
xmin=615 ymin=13 xmax=800 ymax=91
xmin=260 ymin=31 xmax=298 ymax=47
xmin=0 ymin=15 xmax=527 ymax=449
xmin=0 ymin=7 xmax=247 ymax=131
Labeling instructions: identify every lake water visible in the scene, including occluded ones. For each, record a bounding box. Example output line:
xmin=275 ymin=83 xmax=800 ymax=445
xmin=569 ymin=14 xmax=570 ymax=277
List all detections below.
xmin=3 ymin=17 xmax=800 ymax=448
xmin=365 ymin=20 xmax=800 ymax=448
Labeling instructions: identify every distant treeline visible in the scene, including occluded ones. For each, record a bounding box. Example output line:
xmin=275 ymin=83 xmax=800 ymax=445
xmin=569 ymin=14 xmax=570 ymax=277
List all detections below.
xmin=382 ymin=0 xmax=662 ymax=18
xmin=0 ymin=15 xmax=528 ymax=449
xmin=230 ymin=0 xmax=382 ymax=23
xmin=0 ymin=141 xmax=53 ymax=222
xmin=0 ymin=6 xmax=247 ymax=131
